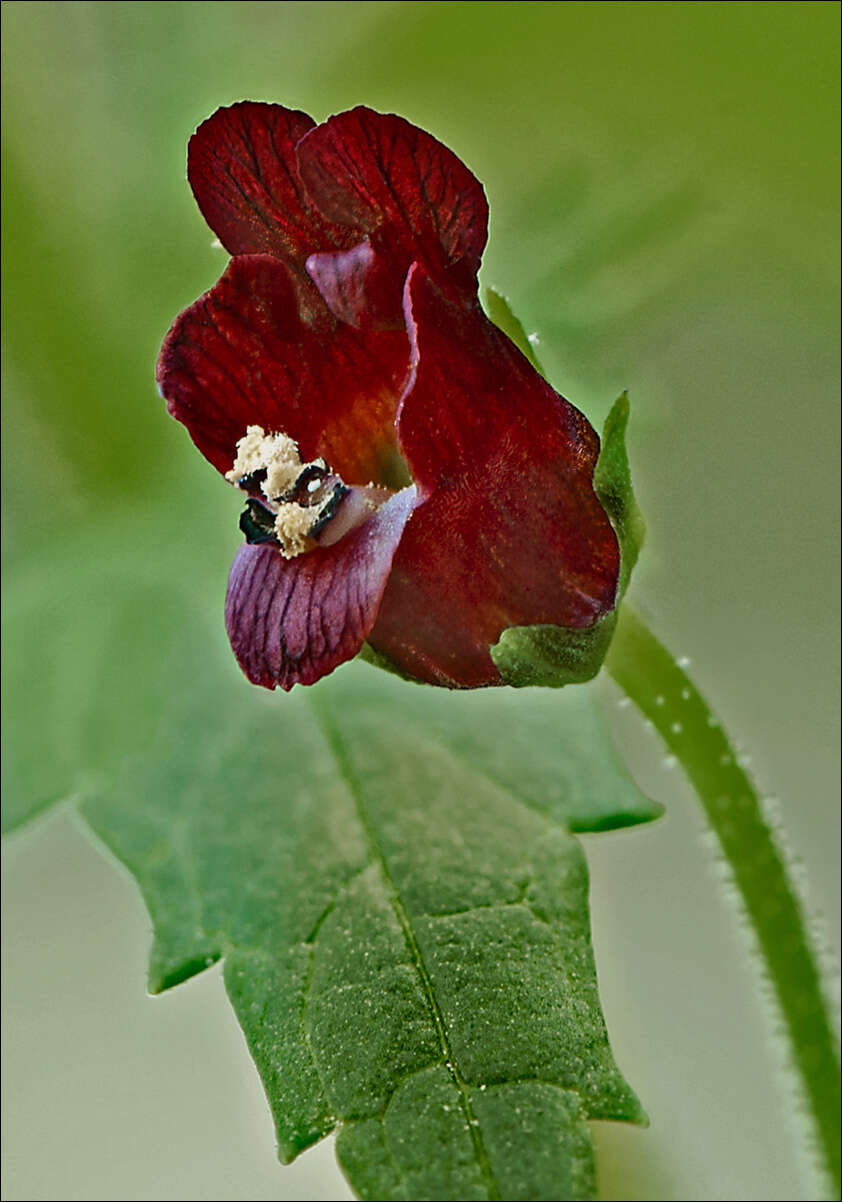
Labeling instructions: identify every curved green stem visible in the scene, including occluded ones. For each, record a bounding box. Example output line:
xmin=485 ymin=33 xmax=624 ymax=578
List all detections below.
xmin=605 ymin=604 xmax=840 ymax=1195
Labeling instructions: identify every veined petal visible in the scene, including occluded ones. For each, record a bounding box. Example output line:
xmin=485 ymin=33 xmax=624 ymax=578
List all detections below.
xmin=156 ymin=255 xmax=409 ymax=487
xmin=298 ymin=107 xmax=488 ymax=321
xmin=188 ymin=102 xmax=356 ymax=268
xmin=225 ymin=486 xmax=417 ymax=690
xmin=367 ymin=267 xmax=620 ymax=688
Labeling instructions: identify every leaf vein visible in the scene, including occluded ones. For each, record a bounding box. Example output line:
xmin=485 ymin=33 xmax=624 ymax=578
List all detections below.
xmin=309 ymin=692 xmax=501 ymax=1201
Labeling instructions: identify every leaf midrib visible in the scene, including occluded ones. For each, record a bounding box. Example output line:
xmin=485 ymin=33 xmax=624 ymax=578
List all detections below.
xmin=308 ymin=691 xmax=501 ymax=1201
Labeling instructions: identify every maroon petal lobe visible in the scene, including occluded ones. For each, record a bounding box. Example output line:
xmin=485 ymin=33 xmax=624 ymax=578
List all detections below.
xmin=156 ymin=254 xmax=409 ymax=487
xmin=188 ymin=102 xmax=356 ymax=272
xmin=225 ymin=486 xmax=417 ymax=690
xmin=367 ymin=268 xmax=620 ymax=689
xmin=297 ymin=107 xmax=488 ymax=320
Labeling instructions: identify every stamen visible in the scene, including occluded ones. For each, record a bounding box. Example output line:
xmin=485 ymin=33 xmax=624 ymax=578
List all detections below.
xmin=239 ymin=499 xmax=278 ymax=545
xmin=307 ymin=483 xmax=350 ymax=537
xmin=273 ymin=504 xmax=317 ymax=559
xmin=228 ymin=425 xmax=372 ymax=559
xmin=226 ymin=426 xmax=317 ymax=501
xmin=275 ymin=462 xmax=329 ymax=505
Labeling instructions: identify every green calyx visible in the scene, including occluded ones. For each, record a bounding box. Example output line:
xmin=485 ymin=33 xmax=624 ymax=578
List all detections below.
xmin=592 ymin=391 xmax=646 ymax=600
xmin=490 ymin=612 xmax=617 ymax=690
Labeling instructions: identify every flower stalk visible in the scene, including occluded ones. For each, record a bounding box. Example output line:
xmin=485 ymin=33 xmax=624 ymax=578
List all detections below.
xmin=605 ymin=603 xmax=841 ymax=1195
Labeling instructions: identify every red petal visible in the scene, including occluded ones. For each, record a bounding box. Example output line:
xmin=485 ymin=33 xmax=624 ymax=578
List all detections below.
xmin=297 ymin=107 xmax=488 ymax=319
xmin=368 ymin=268 xmax=620 ymax=688
xmin=157 ymin=255 xmax=409 ymax=486
xmin=225 ymin=487 xmax=417 ymax=689
xmin=188 ymin=102 xmax=356 ymax=270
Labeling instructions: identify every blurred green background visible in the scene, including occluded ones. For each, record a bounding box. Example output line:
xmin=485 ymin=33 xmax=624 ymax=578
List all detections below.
xmin=2 ymin=2 xmax=839 ymax=1199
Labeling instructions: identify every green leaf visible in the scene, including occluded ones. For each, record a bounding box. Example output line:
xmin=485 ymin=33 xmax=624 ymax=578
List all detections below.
xmin=4 ymin=505 xmax=657 ymax=1200
xmin=81 ymin=661 xmax=650 ymax=1200
xmin=1 ymin=500 xmax=230 ymax=833
xmin=490 ymin=392 xmax=644 ymax=689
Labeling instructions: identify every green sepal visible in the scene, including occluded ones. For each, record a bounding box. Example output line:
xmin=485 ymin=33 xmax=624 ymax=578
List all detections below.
xmin=490 ymin=612 xmax=616 ymax=690
xmin=592 ymin=390 xmax=645 ymax=598
xmin=491 ymin=391 xmax=644 ymax=689
xmin=484 ymin=286 xmax=545 ymax=374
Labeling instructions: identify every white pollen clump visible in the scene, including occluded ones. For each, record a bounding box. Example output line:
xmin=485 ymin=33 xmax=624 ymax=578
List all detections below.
xmin=273 ymin=503 xmax=316 ymax=559
xmin=226 ymin=425 xmax=335 ymax=558
xmin=225 ymin=425 xmax=320 ymax=502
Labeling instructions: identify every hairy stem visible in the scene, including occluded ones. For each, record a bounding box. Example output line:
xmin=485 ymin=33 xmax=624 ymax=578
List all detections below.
xmin=605 ymin=604 xmax=840 ymax=1194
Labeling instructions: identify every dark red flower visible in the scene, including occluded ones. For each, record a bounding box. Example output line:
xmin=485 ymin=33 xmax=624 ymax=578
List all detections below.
xmin=157 ymin=103 xmax=620 ymax=690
